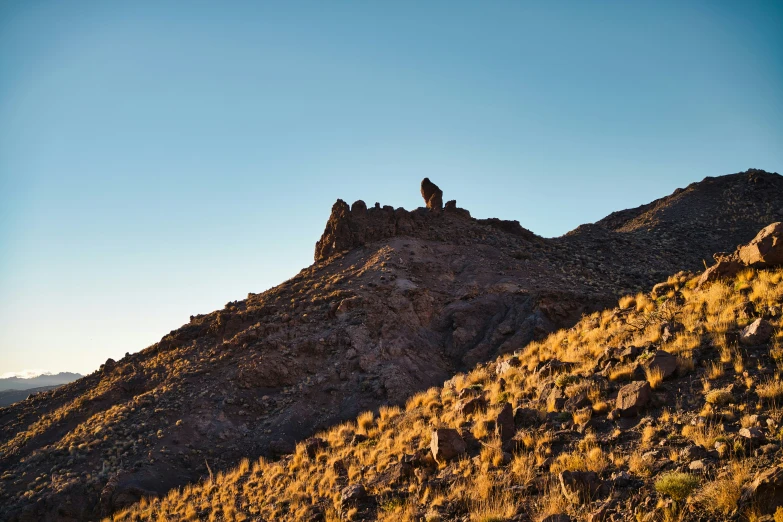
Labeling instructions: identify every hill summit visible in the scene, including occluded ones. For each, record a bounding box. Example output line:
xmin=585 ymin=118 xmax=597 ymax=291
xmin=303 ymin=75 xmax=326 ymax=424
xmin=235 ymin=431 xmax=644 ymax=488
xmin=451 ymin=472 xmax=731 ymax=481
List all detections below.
xmin=1 ymin=169 xmax=782 ymax=521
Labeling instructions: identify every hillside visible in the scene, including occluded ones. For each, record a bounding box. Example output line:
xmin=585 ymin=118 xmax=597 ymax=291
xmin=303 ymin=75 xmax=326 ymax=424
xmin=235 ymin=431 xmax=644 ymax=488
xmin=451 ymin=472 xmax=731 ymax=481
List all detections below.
xmin=112 ymin=222 xmax=783 ymax=522
xmin=0 ymin=169 xmax=782 ymax=522
xmin=0 ymin=386 xmax=68 ymax=408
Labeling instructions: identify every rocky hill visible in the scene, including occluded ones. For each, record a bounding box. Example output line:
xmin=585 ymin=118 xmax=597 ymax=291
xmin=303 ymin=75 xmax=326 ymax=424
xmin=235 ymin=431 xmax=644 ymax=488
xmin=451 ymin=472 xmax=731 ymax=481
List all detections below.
xmin=111 ymin=219 xmax=783 ymax=522
xmin=0 ymin=169 xmax=781 ymax=522
xmin=0 ymin=386 xmax=68 ymax=408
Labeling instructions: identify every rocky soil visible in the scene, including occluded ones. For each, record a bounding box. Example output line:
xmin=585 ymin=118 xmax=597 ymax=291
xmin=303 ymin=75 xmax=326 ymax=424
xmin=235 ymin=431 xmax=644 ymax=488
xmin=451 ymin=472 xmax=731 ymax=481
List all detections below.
xmin=112 ymin=219 xmax=783 ymax=522
xmin=0 ymin=168 xmax=781 ymax=521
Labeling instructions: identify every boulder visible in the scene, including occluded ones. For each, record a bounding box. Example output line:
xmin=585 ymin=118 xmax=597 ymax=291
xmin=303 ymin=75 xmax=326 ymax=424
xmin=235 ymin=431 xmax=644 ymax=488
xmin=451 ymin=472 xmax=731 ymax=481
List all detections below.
xmin=615 ymin=381 xmax=652 ymax=417
xmin=101 ymin=358 xmax=117 ymax=372
xmin=740 ymin=466 xmax=783 ymax=515
xmin=496 ymin=356 xmax=521 ymax=375
xmin=699 ymin=223 xmax=783 ymax=287
xmin=514 ymin=407 xmax=541 ymax=428
xmin=304 ymin=437 xmax=327 ymax=459
xmin=644 ymin=350 xmax=677 ymax=379
xmin=564 ymin=390 xmax=591 ymax=412
xmin=739 ymin=427 xmax=766 ymax=444
xmin=456 ymin=396 xmax=487 ymax=416
xmin=420 ymin=178 xmax=443 ymax=211
xmin=340 ymin=483 xmax=367 ymax=507
xmin=430 ymin=428 xmax=466 ymax=462
xmin=558 ymin=470 xmax=606 ymax=503
xmin=495 ymin=402 xmax=515 ymax=444
xmin=740 ymin=318 xmax=773 ymax=345
xmin=619 ymin=346 xmax=640 ymax=363
xmin=738 ymin=222 xmax=783 ymax=266
xmin=698 ymin=258 xmax=744 ymax=287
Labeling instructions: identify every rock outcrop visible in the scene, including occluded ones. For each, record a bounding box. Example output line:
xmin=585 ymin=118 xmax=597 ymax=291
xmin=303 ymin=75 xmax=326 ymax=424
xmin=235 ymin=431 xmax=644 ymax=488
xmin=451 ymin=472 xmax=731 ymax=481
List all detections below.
xmin=421 ymin=177 xmax=443 ymax=210
xmin=699 ymin=221 xmax=783 ymax=286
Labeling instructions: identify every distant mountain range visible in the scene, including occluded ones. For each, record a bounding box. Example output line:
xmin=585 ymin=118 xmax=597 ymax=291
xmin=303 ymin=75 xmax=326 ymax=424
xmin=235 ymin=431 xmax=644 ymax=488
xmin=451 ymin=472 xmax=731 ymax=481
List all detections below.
xmin=0 ymin=372 xmax=82 ymax=392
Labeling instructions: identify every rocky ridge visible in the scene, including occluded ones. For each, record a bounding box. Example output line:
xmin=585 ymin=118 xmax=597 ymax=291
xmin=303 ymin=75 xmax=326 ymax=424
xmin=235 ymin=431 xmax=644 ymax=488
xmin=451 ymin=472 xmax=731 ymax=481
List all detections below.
xmin=0 ymin=169 xmax=782 ymax=521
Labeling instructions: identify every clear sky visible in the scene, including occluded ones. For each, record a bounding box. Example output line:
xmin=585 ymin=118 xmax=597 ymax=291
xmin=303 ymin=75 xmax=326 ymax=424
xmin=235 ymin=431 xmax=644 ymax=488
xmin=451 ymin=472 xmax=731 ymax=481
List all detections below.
xmin=1 ymin=1 xmax=782 ymax=376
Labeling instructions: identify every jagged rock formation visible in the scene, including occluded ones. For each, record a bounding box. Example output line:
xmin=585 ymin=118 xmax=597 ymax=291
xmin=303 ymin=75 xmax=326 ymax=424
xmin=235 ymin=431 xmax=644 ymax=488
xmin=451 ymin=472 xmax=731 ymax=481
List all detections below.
xmin=421 ymin=177 xmax=444 ymax=210
xmin=1 ymin=169 xmax=782 ymax=521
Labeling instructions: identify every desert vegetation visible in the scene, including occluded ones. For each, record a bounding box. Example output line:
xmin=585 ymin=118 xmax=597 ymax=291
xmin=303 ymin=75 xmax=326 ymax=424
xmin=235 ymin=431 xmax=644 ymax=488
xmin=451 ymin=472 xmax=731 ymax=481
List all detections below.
xmin=110 ymin=267 xmax=783 ymax=521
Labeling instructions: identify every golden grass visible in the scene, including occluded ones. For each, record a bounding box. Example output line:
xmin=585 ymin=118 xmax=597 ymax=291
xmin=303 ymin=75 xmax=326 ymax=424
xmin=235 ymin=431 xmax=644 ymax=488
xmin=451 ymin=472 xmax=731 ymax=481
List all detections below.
xmin=645 ymin=366 xmax=664 ymax=389
xmin=682 ymin=423 xmax=724 ymax=448
xmin=706 ymin=361 xmax=725 ymax=380
xmin=107 ymin=267 xmax=783 ymax=522
xmin=757 ymin=377 xmax=783 ymax=402
xmin=696 ymin=460 xmax=751 ymax=516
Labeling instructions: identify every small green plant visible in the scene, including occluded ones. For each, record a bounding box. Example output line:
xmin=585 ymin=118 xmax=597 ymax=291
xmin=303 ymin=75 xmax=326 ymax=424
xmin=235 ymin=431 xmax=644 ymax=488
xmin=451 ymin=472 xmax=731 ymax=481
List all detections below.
xmin=655 ymin=471 xmax=700 ymax=501
xmin=380 ymin=496 xmax=405 ymax=512
xmin=554 ymin=374 xmax=579 ymax=388
xmin=637 ymin=350 xmax=654 ymax=363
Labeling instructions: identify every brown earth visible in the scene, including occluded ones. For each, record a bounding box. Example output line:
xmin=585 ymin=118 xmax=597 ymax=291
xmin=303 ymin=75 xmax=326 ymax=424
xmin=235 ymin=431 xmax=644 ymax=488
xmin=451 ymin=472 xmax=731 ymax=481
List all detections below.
xmin=0 ymin=168 xmax=781 ymax=521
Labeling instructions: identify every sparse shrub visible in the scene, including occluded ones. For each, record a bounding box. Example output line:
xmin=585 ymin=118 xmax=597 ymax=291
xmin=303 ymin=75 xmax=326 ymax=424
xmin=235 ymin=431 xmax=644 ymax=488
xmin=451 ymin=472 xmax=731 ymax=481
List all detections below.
xmin=645 ymin=366 xmax=664 ymax=389
xmin=697 ymin=460 xmax=750 ymax=515
xmin=707 ymin=361 xmax=725 ymax=380
xmin=628 ymin=450 xmax=652 ymax=477
xmin=554 ymin=374 xmax=579 ymax=388
xmin=758 ymin=377 xmax=783 ymax=402
xmin=357 ymin=411 xmax=374 ymax=435
xmin=609 ymin=364 xmax=635 ymax=382
xmin=655 ymin=471 xmax=699 ymax=502
xmin=705 ymin=388 xmax=734 ymax=405
xmin=682 ymin=423 xmax=723 ymax=448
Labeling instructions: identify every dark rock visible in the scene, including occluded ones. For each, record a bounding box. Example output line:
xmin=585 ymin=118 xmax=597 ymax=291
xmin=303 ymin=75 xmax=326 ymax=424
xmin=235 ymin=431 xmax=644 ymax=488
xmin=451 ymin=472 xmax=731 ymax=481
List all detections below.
xmin=495 ymin=402 xmax=515 ymax=444
xmin=739 ymin=427 xmax=766 ymax=444
xmin=304 ymin=437 xmax=327 ymax=459
xmin=618 ymin=346 xmax=640 ymax=363
xmin=740 ymin=466 xmax=783 ymax=515
xmin=559 ymin=470 xmax=606 ymax=503
xmin=564 ymin=390 xmax=591 ymax=412
xmin=514 ymin=407 xmax=541 ymax=428
xmin=644 ymin=350 xmax=677 ymax=379
xmin=456 ymin=396 xmax=487 ymax=416
xmin=430 ymin=428 xmax=466 ymax=462
xmin=340 ymin=483 xmax=367 ymax=507
xmin=615 ymin=381 xmax=651 ymax=417
xmin=420 ymin=178 xmax=443 ymax=211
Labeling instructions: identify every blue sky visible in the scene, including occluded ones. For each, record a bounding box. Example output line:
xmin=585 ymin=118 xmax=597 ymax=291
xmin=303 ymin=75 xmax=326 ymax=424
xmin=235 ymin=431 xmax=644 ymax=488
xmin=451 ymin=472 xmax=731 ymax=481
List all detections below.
xmin=1 ymin=1 xmax=782 ymax=376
